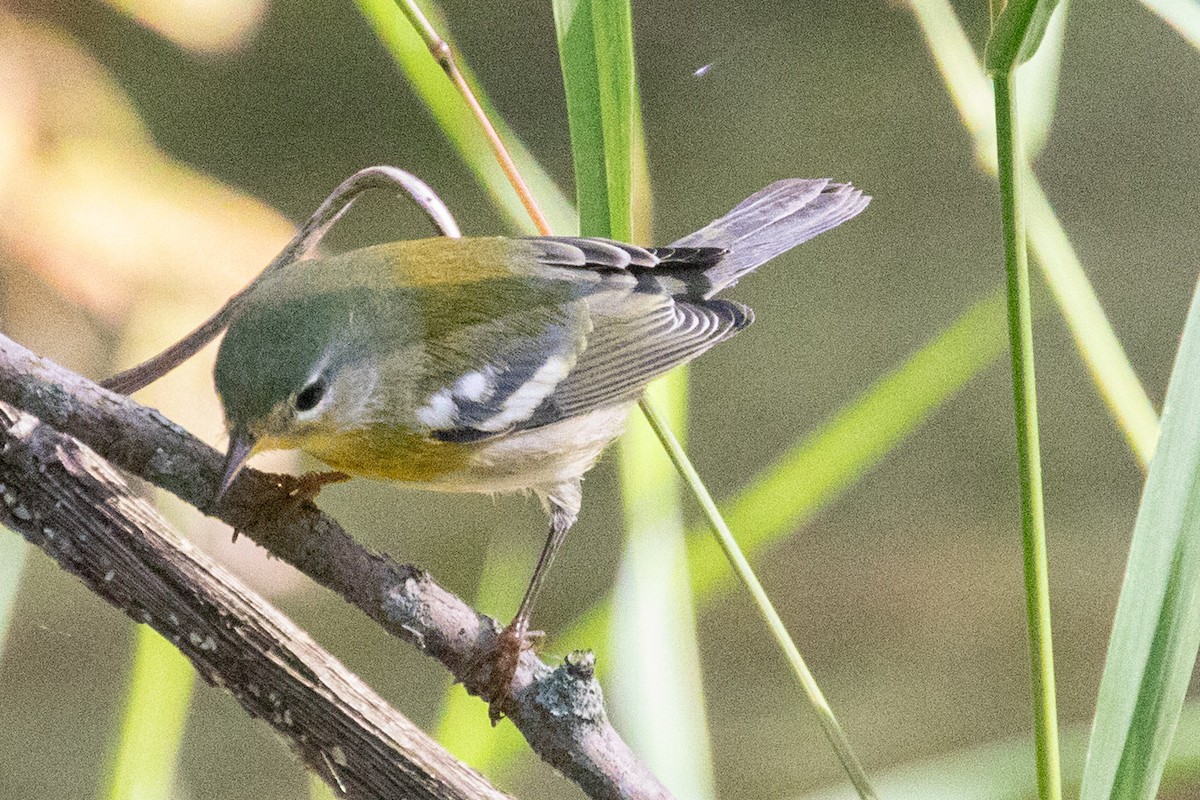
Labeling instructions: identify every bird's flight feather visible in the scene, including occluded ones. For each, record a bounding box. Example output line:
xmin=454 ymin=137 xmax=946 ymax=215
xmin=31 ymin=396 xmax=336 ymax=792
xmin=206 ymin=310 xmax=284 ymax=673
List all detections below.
xmin=409 ymin=179 xmax=869 ymax=440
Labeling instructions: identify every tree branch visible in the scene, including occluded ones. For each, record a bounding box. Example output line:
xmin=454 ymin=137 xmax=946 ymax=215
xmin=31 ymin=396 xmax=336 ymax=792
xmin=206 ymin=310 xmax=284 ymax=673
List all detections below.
xmin=0 ymin=400 xmax=508 ymax=800
xmin=0 ymin=334 xmax=673 ymax=800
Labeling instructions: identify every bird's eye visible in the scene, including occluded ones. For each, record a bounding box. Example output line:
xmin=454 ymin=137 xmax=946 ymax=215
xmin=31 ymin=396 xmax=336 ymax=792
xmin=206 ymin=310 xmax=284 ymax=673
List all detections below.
xmin=294 ymin=379 xmax=327 ymax=413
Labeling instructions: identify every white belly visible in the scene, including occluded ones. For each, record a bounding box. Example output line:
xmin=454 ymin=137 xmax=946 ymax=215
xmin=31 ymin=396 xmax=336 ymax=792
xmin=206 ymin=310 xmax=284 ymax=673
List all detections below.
xmin=423 ymin=403 xmax=635 ymax=497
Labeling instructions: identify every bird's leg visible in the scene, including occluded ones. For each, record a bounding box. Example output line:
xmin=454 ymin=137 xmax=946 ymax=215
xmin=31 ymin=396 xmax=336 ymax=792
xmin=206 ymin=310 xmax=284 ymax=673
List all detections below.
xmin=479 ymin=499 xmax=577 ymax=723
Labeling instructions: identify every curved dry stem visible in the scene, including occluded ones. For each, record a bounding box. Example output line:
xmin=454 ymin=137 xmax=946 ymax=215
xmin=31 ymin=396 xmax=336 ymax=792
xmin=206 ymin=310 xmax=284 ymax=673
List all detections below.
xmin=101 ymin=166 xmax=460 ymax=395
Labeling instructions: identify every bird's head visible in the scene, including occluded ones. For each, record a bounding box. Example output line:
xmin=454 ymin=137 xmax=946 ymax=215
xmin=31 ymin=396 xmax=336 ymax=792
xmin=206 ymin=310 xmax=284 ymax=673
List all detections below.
xmin=212 ymin=280 xmax=390 ymax=499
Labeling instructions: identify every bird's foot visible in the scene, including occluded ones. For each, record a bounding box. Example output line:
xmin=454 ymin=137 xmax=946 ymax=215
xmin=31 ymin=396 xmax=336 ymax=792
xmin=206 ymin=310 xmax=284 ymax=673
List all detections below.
xmin=230 ymin=471 xmax=350 ymax=542
xmin=469 ymin=620 xmax=544 ymax=724
xmin=277 ymin=470 xmax=351 ymax=504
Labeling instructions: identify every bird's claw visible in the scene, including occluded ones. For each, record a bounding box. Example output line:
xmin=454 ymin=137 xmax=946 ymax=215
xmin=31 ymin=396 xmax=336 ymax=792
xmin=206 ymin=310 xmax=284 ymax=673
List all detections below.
xmin=469 ymin=621 xmax=544 ymax=724
xmin=278 ymin=470 xmax=351 ymax=504
xmin=229 ymin=471 xmax=350 ymax=542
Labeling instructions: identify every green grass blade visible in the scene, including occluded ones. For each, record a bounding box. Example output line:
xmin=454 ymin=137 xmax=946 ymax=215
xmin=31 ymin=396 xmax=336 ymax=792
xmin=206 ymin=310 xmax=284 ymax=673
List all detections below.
xmin=985 ymin=0 xmax=1064 ymax=71
xmin=0 ymin=530 xmax=27 ymax=657
xmin=611 ymin=371 xmax=716 ymax=800
xmin=993 ymin=68 xmax=1062 ymax=800
xmin=553 ymin=0 xmax=635 ymax=239
xmin=1080 ymin=278 xmax=1200 ymax=799
xmin=355 ymin=0 xmax=577 ymax=235
xmin=1017 ymin=1 xmax=1067 ymax=158
xmin=553 ymin=1 xmax=717 ymax=793
xmin=553 ymin=0 xmax=608 ymax=234
xmin=104 ymin=626 xmax=196 ymax=800
xmin=587 ymin=0 xmax=635 ymax=239
xmin=910 ymin=0 xmax=1159 ymax=467
xmin=1138 ymin=0 xmax=1200 ymax=50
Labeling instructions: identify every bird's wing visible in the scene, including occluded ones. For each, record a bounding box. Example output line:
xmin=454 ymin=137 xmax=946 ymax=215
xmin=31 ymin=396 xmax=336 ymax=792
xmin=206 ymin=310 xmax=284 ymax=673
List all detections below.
xmin=539 ymin=293 xmax=750 ymax=422
xmin=415 ymin=289 xmax=749 ymax=441
xmin=516 ymin=237 xmax=727 ymax=298
xmin=412 ymin=291 xmax=590 ymax=439
xmin=408 ymin=239 xmax=750 ymax=441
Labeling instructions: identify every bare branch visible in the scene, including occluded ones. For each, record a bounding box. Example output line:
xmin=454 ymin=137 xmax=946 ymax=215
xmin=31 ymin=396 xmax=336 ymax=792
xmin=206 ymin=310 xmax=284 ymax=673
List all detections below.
xmin=0 ymin=401 xmax=508 ymax=800
xmin=0 ymin=334 xmax=674 ymax=800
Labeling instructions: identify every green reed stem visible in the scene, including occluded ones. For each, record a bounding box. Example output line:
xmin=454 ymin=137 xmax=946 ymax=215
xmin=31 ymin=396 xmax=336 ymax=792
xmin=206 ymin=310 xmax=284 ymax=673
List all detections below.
xmin=638 ymin=399 xmax=878 ymax=800
xmin=994 ymin=70 xmax=1062 ymax=800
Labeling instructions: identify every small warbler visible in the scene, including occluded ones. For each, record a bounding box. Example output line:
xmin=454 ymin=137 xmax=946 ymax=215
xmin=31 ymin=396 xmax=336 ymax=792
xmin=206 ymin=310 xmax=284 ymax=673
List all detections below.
xmin=213 ymin=178 xmax=868 ymax=713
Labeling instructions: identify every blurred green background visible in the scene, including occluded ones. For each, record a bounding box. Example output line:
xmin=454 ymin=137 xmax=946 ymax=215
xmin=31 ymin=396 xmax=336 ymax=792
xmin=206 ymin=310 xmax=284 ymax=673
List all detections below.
xmin=1 ymin=0 xmax=1198 ymax=798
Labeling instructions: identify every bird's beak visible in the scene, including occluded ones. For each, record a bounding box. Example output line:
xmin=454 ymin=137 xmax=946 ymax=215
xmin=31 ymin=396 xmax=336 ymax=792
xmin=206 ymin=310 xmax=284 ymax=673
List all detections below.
xmin=215 ymin=429 xmax=256 ymax=504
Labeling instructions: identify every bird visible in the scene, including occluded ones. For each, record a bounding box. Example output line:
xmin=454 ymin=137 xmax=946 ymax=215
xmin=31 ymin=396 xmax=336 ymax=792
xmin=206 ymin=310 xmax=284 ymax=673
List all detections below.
xmin=211 ymin=178 xmax=869 ymax=717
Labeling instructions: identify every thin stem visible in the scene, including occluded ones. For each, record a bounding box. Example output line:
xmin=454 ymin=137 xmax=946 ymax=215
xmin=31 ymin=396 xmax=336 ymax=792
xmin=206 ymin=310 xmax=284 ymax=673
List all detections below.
xmin=393 ymin=0 xmax=552 ymax=235
xmin=910 ymin=0 xmax=1158 ymax=469
xmin=638 ymin=398 xmax=877 ymax=800
xmin=994 ymin=71 xmax=1062 ymax=800
xmin=102 ymin=166 xmax=458 ymax=394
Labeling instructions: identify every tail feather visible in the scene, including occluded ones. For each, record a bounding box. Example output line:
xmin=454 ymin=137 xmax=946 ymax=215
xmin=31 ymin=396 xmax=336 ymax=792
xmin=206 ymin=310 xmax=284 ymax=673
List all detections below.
xmin=671 ymin=179 xmax=870 ymax=298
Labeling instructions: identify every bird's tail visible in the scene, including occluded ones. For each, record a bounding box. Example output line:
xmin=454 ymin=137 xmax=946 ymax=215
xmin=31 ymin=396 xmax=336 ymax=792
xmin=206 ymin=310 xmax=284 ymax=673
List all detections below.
xmin=669 ymin=179 xmax=869 ymax=299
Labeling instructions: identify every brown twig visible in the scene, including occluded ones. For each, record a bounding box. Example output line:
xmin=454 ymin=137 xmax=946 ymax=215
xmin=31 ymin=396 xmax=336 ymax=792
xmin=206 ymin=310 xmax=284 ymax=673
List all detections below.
xmin=0 ymin=401 xmax=508 ymax=800
xmin=392 ymin=0 xmax=553 ymax=236
xmin=0 ymin=334 xmax=674 ymax=800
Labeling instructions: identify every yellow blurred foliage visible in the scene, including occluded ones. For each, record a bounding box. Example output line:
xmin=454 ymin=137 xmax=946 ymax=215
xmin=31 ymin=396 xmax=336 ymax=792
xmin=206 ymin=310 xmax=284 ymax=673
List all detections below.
xmin=0 ymin=14 xmax=292 ymax=323
xmin=0 ymin=10 xmax=306 ymax=595
xmin=100 ymin=0 xmax=268 ymax=55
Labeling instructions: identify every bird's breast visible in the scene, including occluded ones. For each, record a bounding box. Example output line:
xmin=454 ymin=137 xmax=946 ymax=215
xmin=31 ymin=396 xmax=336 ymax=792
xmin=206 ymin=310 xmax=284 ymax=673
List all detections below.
xmin=288 ymin=403 xmax=634 ymax=495
xmin=292 ymin=427 xmax=471 ymax=483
